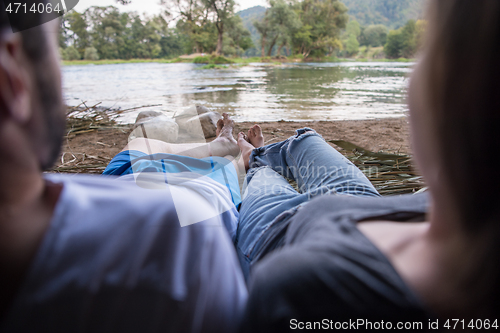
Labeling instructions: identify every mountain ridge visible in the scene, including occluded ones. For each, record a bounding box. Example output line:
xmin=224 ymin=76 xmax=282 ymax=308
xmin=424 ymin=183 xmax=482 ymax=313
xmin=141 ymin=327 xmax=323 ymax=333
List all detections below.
xmin=237 ymin=1 xmax=426 ymax=31
xmin=237 ymin=6 xmax=267 ymax=56
xmin=236 ymin=1 xmax=426 ymax=55
xmin=340 ymin=0 xmax=425 ymax=29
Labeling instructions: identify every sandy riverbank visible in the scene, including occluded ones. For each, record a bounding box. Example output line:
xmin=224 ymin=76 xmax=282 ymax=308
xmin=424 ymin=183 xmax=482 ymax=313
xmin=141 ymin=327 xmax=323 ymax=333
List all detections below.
xmin=56 ymin=117 xmax=411 ymax=174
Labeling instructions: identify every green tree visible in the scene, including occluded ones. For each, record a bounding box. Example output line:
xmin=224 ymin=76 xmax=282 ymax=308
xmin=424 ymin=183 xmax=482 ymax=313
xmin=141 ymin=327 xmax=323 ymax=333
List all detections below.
xmin=59 ymin=14 xmax=69 ymax=48
xmin=360 ymin=24 xmax=388 ymax=47
xmin=66 ymin=11 xmax=90 ymax=55
xmin=162 ymin=0 xmax=210 ymax=53
xmin=400 ymin=19 xmax=417 ymax=58
xmin=181 ymin=20 xmax=218 ymax=54
xmin=260 ymin=0 xmax=301 ymax=57
xmin=341 ymin=0 xmax=424 ymax=29
xmin=384 ymin=19 xmax=421 ymax=58
xmin=238 ymin=5 xmax=266 ymax=56
xmin=85 ymin=6 xmax=127 ymax=59
xmin=384 ymin=29 xmax=404 ymax=58
xmin=254 ymin=16 xmax=271 ymax=57
xmin=59 ymin=4 xmax=249 ymax=60
xmin=292 ymin=0 xmax=348 ymax=58
xmin=223 ymin=16 xmax=254 ymax=56
xmin=345 ymin=34 xmax=359 ymax=56
xmin=63 ymin=46 xmax=81 ymax=60
xmin=340 ymin=19 xmax=361 ymax=56
xmin=201 ymin=0 xmax=236 ymax=55
xmin=84 ymin=47 xmax=99 ymax=60
xmin=346 ymin=20 xmax=361 ymax=37
xmin=160 ymin=28 xmax=186 ymax=57
xmin=127 ymin=14 xmax=164 ymax=58
xmin=415 ymin=19 xmax=427 ymax=48
xmin=146 ymin=15 xmax=179 ymax=58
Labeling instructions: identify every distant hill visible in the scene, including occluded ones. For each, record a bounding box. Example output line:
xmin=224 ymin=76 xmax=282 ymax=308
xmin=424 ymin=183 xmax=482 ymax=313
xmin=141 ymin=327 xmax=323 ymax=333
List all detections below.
xmin=236 ymin=1 xmax=425 ymax=57
xmin=238 ymin=6 xmax=267 ymax=56
xmin=342 ymin=0 xmax=426 ymax=29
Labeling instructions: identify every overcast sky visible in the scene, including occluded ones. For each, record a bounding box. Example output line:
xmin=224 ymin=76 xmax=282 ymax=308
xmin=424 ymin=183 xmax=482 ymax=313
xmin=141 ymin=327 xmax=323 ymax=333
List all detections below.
xmin=73 ymin=0 xmax=268 ymax=16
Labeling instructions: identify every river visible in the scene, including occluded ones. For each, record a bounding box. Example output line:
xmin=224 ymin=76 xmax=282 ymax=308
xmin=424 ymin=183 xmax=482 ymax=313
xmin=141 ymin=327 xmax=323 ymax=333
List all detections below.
xmin=62 ymin=61 xmax=414 ymax=124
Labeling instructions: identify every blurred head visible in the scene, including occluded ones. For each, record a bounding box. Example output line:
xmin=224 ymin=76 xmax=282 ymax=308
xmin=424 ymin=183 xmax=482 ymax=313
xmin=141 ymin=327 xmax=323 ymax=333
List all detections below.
xmin=0 ymin=1 xmax=65 ymax=170
xmin=409 ymin=0 xmax=500 ymax=317
xmin=410 ymin=0 xmax=500 ymax=230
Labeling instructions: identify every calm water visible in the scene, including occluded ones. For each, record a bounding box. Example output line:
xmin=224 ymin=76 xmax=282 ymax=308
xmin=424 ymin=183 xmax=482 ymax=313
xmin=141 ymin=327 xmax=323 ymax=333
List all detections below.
xmin=62 ymin=62 xmax=414 ymax=124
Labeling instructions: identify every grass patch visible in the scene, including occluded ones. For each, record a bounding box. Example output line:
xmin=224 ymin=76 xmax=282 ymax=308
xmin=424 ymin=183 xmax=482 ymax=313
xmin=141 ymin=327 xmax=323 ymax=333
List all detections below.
xmin=62 ymin=58 xmax=183 ymax=66
xmin=230 ymin=56 xmax=262 ymax=63
xmin=321 ymin=56 xmax=341 ymax=62
xmin=331 ymin=140 xmax=425 ymax=196
xmin=62 ymin=55 xmax=416 ymax=67
xmin=200 ymin=64 xmax=228 ymax=69
xmin=193 ymin=55 xmax=234 ymax=64
xmin=333 ymin=57 xmax=415 ymax=63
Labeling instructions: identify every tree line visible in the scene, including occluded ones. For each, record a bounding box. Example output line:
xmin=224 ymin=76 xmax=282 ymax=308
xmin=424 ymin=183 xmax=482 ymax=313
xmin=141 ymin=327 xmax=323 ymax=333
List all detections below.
xmin=340 ymin=0 xmax=424 ymax=29
xmin=59 ymin=0 xmax=424 ymax=61
xmin=254 ymin=0 xmax=424 ymax=60
xmin=253 ymin=0 xmax=348 ymax=58
xmin=59 ymin=0 xmax=254 ymax=60
xmin=338 ymin=17 xmax=425 ymax=59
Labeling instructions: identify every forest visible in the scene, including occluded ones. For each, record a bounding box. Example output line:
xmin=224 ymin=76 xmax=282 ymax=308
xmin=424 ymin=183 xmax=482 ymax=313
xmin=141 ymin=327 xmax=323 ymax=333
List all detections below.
xmin=340 ymin=0 xmax=424 ymax=28
xmin=58 ymin=0 xmax=425 ymax=62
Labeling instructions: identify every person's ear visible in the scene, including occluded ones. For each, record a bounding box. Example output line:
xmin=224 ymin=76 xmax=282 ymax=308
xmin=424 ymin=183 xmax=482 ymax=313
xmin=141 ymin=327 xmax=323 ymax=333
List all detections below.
xmin=0 ymin=30 xmax=31 ymax=123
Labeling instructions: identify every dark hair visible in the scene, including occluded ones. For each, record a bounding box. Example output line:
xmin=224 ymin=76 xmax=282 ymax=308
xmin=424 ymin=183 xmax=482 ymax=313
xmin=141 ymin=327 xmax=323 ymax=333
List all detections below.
xmin=421 ymin=0 xmax=500 ymax=319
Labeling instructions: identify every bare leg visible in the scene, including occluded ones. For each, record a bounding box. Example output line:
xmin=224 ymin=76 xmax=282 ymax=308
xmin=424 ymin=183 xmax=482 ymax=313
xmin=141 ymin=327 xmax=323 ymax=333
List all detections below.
xmin=123 ymin=113 xmax=240 ymax=159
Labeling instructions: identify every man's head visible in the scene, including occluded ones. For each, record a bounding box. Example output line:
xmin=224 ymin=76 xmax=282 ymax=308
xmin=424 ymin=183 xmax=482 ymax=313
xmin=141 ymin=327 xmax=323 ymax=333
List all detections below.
xmin=0 ymin=1 xmax=65 ymax=171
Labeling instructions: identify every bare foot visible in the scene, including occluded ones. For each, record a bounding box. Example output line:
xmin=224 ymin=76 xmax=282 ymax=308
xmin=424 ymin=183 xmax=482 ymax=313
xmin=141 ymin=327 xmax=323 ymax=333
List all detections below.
xmin=211 ymin=113 xmax=239 ymax=157
xmin=216 ymin=118 xmax=224 ymax=137
xmin=214 ymin=113 xmax=237 ymax=143
xmin=248 ymin=125 xmax=264 ymax=148
xmin=238 ymin=132 xmax=256 ymax=171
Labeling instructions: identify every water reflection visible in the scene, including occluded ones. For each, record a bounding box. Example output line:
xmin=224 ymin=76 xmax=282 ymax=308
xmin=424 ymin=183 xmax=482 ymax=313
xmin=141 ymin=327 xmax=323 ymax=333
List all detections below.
xmin=62 ymin=62 xmax=413 ymax=123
